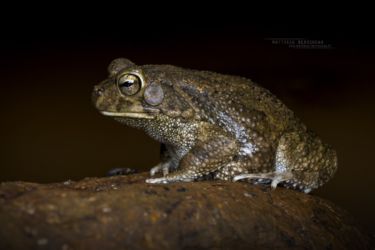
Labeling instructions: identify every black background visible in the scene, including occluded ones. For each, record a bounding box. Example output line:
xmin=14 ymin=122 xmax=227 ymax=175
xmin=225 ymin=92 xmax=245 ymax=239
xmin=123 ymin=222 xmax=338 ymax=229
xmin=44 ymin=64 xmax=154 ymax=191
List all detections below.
xmin=1 ymin=11 xmax=374 ymax=233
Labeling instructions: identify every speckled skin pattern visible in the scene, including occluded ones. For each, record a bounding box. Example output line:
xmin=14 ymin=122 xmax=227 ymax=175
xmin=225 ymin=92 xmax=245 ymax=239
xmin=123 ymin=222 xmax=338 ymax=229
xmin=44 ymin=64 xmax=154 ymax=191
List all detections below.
xmin=92 ymin=58 xmax=337 ymax=193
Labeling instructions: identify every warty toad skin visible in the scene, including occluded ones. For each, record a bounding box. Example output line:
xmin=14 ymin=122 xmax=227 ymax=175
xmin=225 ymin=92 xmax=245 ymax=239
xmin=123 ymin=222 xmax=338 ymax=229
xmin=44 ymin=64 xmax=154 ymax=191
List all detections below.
xmin=92 ymin=58 xmax=337 ymax=193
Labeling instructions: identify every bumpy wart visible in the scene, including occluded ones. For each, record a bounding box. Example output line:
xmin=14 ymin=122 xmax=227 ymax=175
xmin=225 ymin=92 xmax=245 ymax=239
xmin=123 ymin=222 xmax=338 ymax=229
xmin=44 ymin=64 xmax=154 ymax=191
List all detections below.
xmin=92 ymin=58 xmax=337 ymax=193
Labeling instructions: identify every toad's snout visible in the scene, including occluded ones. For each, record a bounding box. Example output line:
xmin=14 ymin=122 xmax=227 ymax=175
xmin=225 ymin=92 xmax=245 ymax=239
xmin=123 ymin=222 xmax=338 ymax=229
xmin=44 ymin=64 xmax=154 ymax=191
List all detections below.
xmin=93 ymin=85 xmax=104 ymax=97
xmin=92 ymin=85 xmax=105 ymax=109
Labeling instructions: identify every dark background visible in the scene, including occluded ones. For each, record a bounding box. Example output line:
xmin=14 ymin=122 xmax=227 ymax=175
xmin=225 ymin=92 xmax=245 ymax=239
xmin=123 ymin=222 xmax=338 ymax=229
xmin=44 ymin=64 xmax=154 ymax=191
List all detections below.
xmin=1 ymin=15 xmax=374 ymax=233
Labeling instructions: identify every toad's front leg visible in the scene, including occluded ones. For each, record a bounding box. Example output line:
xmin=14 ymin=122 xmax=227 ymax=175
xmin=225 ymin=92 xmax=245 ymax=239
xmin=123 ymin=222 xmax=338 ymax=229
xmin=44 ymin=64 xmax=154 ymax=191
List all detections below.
xmin=149 ymin=144 xmax=186 ymax=177
xmin=150 ymin=161 xmax=172 ymax=177
xmin=146 ymin=134 xmax=238 ymax=184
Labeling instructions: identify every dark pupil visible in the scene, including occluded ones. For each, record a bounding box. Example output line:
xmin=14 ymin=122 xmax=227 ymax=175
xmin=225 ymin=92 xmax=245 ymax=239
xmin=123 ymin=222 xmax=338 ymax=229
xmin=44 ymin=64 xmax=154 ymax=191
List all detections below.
xmin=122 ymin=80 xmax=133 ymax=88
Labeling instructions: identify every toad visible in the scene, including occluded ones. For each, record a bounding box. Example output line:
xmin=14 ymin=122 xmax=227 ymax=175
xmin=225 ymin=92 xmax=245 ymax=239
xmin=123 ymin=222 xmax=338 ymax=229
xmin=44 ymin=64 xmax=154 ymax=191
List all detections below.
xmin=92 ymin=58 xmax=337 ymax=193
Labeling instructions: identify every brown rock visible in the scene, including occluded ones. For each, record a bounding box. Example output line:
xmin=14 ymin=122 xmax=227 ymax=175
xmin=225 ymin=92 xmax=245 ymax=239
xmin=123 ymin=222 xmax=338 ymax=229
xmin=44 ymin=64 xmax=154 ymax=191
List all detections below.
xmin=0 ymin=172 xmax=373 ymax=249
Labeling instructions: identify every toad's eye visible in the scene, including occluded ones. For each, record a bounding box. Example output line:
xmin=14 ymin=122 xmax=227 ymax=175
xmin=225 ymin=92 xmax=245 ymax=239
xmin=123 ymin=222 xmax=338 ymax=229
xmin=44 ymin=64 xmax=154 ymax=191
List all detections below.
xmin=117 ymin=74 xmax=142 ymax=96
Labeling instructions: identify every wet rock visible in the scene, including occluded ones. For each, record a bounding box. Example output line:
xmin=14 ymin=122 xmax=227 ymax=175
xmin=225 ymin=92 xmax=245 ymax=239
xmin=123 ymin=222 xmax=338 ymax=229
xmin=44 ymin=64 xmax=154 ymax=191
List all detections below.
xmin=0 ymin=172 xmax=373 ymax=249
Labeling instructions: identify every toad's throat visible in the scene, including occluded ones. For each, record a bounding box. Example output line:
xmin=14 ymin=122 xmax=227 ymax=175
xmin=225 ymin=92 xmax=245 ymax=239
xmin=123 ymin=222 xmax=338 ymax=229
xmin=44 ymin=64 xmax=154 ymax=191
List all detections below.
xmin=100 ymin=111 xmax=157 ymax=119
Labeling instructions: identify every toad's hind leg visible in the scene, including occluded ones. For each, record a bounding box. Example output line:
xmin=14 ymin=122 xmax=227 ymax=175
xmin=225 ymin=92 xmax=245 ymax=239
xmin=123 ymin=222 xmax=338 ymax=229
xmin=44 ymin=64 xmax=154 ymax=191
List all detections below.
xmin=233 ymin=132 xmax=302 ymax=190
xmin=234 ymin=131 xmax=337 ymax=193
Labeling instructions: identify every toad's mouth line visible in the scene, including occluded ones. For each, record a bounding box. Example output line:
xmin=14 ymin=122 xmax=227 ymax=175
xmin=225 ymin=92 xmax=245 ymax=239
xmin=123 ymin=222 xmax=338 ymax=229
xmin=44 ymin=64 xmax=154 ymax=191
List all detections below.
xmin=100 ymin=111 xmax=157 ymax=119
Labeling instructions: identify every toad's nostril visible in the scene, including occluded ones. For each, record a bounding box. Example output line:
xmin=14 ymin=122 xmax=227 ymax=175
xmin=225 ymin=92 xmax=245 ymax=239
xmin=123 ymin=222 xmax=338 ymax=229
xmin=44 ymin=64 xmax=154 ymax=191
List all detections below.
xmin=94 ymin=86 xmax=104 ymax=96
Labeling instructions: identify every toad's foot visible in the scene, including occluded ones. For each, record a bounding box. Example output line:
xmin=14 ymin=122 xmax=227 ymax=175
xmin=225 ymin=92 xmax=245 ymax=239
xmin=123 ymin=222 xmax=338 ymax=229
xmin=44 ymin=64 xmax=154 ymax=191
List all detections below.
xmin=233 ymin=172 xmax=293 ymax=189
xmin=146 ymin=176 xmax=194 ymax=184
xmin=150 ymin=162 xmax=172 ymax=177
xmin=233 ymin=172 xmax=312 ymax=193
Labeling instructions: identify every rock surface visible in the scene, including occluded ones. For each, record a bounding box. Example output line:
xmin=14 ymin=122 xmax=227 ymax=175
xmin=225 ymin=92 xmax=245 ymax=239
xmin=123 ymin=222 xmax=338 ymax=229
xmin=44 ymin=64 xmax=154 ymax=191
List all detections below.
xmin=0 ymin=172 xmax=373 ymax=250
